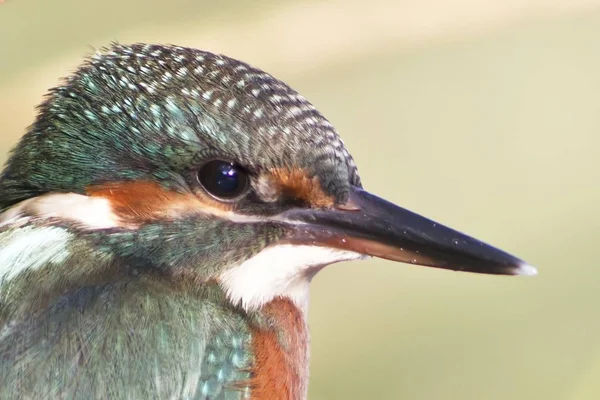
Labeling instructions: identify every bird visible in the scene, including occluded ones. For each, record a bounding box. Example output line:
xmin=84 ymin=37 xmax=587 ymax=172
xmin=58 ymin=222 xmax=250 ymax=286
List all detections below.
xmin=0 ymin=43 xmax=536 ymax=399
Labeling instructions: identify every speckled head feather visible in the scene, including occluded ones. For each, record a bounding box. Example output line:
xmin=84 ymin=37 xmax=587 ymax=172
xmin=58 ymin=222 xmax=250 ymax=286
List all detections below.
xmin=0 ymin=43 xmax=360 ymax=211
xmin=0 ymin=42 xmax=534 ymax=400
xmin=0 ymin=45 xmax=369 ymax=399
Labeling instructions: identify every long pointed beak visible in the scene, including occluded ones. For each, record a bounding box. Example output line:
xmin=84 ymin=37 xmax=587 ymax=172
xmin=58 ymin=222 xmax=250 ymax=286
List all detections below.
xmin=281 ymin=186 xmax=536 ymax=275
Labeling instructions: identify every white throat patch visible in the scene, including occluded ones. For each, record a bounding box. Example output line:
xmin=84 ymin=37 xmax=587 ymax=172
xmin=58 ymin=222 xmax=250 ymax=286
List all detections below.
xmin=219 ymin=244 xmax=365 ymax=313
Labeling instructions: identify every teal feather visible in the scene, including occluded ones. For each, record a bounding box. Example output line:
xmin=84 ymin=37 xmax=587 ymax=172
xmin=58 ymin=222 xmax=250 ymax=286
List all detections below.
xmin=0 ymin=221 xmax=261 ymax=399
xmin=0 ymin=42 xmax=358 ymax=398
xmin=0 ymin=43 xmax=361 ymax=212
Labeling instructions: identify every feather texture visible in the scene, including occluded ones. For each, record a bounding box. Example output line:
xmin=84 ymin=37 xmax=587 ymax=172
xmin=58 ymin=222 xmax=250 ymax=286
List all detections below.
xmin=0 ymin=207 xmax=310 ymax=399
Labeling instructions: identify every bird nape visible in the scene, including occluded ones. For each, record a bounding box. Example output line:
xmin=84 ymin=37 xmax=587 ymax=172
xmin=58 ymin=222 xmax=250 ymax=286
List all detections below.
xmin=0 ymin=43 xmax=536 ymax=400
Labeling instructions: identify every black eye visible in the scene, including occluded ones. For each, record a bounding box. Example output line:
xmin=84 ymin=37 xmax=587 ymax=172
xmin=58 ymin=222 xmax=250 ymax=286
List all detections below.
xmin=197 ymin=160 xmax=249 ymax=200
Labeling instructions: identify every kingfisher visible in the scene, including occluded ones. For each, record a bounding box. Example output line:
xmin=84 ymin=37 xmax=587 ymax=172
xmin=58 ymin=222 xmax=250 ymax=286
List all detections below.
xmin=0 ymin=43 xmax=535 ymax=399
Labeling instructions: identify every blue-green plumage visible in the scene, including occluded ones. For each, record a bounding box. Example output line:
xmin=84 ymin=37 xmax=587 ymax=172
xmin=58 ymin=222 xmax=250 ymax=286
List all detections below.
xmin=0 ymin=42 xmax=534 ymax=400
xmin=1 ymin=266 xmax=253 ymax=398
xmin=0 ymin=43 xmax=359 ymax=212
xmin=0 ymin=220 xmax=260 ymax=399
xmin=0 ymin=43 xmax=337 ymax=399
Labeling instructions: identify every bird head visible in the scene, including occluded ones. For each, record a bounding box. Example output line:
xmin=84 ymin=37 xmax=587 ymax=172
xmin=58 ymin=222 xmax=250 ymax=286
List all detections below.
xmin=0 ymin=43 xmax=535 ymax=312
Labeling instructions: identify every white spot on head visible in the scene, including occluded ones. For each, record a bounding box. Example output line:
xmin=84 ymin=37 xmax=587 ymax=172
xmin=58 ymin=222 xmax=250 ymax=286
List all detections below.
xmin=202 ymin=90 xmax=214 ymax=100
xmin=288 ymin=106 xmax=304 ymax=117
xmin=162 ymin=71 xmax=173 ymax=82
xmin=165 ymin=97 xmax=180 ymax=113
xmin=320 ymin=119 xmax=333 ymax=128
xmin=84 ymin=110 xmax=96 ymax=121
xmin=303 ymin=116 xmax=318 ymax=125
xmin=219 ymin=245 xmax=364 ymax=313
xmin=149 ymin=103 xmax=161 ymax=115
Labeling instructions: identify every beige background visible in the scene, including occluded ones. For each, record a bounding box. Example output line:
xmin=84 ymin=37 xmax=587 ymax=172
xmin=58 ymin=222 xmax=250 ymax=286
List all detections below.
xmin=2 ymin=1 xmax=600 ymax=399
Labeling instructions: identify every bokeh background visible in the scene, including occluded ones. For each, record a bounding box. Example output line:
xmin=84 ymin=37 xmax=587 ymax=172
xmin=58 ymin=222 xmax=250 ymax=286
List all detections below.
xmin=2 ymin=1 xmax=599 ymax=399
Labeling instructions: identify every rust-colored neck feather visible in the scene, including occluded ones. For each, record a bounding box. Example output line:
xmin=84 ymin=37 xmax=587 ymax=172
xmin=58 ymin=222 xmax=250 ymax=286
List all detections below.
xmin=248 ymin=297 xmax=310 ymax=400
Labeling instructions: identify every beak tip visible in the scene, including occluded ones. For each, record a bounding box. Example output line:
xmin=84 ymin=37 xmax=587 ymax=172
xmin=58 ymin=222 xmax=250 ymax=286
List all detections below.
xmin=514 ymin=262 xmax=538 ymax=276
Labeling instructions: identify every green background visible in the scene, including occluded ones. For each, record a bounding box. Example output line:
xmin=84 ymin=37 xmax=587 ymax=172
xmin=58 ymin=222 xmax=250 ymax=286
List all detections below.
xmin=1 ymin=1 xmax=599 ymax=398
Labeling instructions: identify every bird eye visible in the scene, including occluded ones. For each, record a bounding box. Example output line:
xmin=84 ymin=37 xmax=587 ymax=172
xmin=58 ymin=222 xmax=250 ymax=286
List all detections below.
xmin=197 ymin=160 xmax=249 ymax=201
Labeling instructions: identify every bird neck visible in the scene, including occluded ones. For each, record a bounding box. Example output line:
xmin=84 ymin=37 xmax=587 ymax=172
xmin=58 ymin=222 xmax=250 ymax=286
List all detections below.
xmin=247 ymin=297 xmax=310 ymax=400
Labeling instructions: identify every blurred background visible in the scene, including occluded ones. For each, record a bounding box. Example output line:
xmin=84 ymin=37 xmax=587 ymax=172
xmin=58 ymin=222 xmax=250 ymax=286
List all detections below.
xmin=1 ymin=0 xmax=599 ymax=399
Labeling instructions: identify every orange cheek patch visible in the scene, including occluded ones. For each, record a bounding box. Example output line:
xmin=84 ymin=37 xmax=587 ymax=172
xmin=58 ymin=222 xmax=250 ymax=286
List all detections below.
xmin=86 ymin=181 xmax=232 ymax=224
xmin=269 ymin=168 xmax=335 ymax=208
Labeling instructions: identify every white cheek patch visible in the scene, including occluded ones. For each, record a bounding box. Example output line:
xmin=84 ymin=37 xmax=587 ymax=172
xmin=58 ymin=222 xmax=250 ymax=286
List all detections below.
xmin=0 ymin=194 xmax=121 ymax=295
xmin=219 ymin=244 xmax=365 ymax=313
xmin=0 ymin=225 xmax=72 ymax=283
xmin=0 ymin=193 xmax=124 ymax=230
